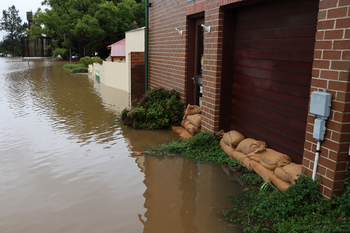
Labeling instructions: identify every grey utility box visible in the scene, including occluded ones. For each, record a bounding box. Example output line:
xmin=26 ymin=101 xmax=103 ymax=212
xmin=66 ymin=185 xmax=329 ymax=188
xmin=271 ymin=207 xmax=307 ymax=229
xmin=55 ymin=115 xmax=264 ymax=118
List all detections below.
xmin=313 ymin=118 xmax=326 ymax=141
xmin=310 ymin=90 xmax=332 ymax=119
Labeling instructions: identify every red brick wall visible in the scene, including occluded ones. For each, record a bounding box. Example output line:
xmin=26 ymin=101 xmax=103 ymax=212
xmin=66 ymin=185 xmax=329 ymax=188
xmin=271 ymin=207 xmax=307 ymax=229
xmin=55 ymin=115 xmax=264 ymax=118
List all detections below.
xmin=149 ymin=0 xmax=195 ymax=103
xmin=302 ymin=0 xmax=350 ymax=198
xmin=149 ymin=0 xmax=350 ymax=198
xmin=130 ymin=52 xmax=145 ymax=101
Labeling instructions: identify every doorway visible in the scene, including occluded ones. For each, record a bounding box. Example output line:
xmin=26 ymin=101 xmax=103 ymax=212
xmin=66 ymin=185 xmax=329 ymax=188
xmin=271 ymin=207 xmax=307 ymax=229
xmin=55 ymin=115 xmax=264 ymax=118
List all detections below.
xmin=187 ymin=16 xmax=204 ymax=107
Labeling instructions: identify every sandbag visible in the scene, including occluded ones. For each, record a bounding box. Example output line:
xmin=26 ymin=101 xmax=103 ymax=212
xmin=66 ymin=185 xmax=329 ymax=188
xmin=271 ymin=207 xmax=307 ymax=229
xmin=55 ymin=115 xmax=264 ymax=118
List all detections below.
xmin=269 ymin=171 xmax=291 ymax=192
xmin=252 ymin=148 xmax=292 ymax=171
xmin=183 ymin=104 xmax=201 ymax=120
xmin=184 ymin=120 xmax=200 ymax=135
xmin=242 ymin=157 xmax=253 ymax=171
xmin=222 ymin=130 xmax=245 ymax=148
xmin=247 ymin=153 xmax=260 ymax=163
xmin=236 ymin=138 xmax=267 ymax=155
xmin=187 ymin=114 xmax=201 ymax=129
xmin=275 ymin=163 xmax=302 ymax=184
xmin=220 ymin=138 xmax=235 ymax=158
xmin=250 ymin=160 xmax=270 ymax=181
xmin=179 ymin=131 xmax=192 ymax=140
xmin=180 ymin=119 xmax=187 ymax=128
xmin=231 ymin=151 xmax=247 ymax=163
xmin=220 ymin=139 xmax=247 ymax=162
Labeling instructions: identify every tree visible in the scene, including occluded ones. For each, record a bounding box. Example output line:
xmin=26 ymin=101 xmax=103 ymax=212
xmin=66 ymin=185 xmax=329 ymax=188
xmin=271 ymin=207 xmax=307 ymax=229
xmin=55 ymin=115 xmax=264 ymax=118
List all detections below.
xmin=0 ymin=5 xmax=28 ymax=57
xmin=28 ymin=0 xmax=145 ymax=59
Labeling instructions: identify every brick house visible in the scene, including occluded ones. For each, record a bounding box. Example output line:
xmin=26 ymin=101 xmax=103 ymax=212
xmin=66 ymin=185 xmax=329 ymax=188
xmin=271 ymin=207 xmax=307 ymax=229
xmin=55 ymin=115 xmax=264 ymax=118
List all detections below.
xmin=147 ymin=0 xmax=350 ymax=198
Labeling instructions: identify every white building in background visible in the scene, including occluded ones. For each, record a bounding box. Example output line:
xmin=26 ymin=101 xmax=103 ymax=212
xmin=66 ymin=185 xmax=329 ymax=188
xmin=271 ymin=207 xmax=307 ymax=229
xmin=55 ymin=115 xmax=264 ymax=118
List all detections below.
xmin=89 ymin=27 xmax=145 ymax=93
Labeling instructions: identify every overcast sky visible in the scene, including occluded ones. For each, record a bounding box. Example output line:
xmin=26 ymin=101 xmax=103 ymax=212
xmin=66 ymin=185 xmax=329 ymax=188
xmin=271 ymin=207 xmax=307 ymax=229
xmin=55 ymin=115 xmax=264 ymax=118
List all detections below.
xmin=0 ymin=0 xmax=46 ymax=39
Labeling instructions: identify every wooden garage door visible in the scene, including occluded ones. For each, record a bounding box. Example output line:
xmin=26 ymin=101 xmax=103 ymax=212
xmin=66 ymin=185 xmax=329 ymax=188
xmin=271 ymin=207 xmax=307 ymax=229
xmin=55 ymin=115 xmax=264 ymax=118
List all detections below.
xmin=230 ymin=0 xmax=319 ymax=163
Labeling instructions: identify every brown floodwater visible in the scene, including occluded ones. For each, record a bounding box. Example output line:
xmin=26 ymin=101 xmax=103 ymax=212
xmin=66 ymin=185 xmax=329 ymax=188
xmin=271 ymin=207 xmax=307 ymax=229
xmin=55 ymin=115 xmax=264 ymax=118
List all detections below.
xmin=0 ymin=57 xmax=243 ymax=233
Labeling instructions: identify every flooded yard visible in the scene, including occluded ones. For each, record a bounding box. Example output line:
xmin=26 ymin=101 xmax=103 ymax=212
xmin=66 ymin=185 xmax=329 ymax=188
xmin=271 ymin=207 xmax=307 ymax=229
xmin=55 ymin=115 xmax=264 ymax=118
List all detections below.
xmin=0 ymin=58 xmax=243 ymax=233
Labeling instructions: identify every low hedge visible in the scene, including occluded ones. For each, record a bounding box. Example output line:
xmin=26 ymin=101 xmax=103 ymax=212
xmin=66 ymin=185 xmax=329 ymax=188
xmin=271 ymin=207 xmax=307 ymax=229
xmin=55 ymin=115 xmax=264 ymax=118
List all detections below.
xmin=122 ymin=87 xmax=184 ymax=130
xmin=63 ymin=63 xmax=88 ymax=73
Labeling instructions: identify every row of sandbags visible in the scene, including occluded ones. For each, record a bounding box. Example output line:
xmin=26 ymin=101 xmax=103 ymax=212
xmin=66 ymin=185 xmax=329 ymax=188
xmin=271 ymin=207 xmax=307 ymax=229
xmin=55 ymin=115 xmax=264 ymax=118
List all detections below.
xmin=220 ymin=130 xmax=302 ymax=192
xmin=180 ymin=104 xmax=202 ymax=135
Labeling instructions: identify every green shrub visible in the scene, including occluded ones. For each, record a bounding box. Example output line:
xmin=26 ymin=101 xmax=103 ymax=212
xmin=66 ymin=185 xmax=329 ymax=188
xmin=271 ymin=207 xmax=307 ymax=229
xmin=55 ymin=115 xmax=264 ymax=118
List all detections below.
xmin=63 ymin=63 xmax=88 ymax=73
xmin=80 ymin=56 xmax=103 ymax=67
xmin=121 ymin=87 xmax=184 ymax=129
xmin=222 ymin=170 xmax=350 ymax=232
xmin=70 ymin=67 xmax=88 ymax=73
xmin=63 ymin=63 xmax=85 ymax=70
xmin=145 ymin=131 xmax=264 ymax=184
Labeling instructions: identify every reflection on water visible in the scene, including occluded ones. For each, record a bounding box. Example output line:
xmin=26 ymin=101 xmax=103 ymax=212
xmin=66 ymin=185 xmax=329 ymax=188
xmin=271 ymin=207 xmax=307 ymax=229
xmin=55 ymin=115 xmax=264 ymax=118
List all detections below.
xmin=0 ymin=57 xmax=242 ymax=233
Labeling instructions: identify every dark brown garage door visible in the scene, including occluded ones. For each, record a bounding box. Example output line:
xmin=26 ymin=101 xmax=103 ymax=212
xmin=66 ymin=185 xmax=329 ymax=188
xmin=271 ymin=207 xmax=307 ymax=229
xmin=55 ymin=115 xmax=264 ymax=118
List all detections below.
xmin=229 ymin=0 xmax=319 ymax=163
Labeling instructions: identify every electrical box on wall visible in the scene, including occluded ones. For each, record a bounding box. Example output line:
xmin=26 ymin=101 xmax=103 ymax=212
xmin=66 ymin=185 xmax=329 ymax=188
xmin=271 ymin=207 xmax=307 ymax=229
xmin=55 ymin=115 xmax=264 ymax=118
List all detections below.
xmin=310 ymin=90 xmax=332 ymax=119
xmin=313 ymin=118 xmax=326 ymax=141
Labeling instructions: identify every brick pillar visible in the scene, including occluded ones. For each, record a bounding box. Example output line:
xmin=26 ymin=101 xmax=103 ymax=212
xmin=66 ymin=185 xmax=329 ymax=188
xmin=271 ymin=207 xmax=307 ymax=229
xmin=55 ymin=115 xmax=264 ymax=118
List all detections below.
xmin=130 ymin=52 xmax=145 ymax=101
xmin=302 ymin=0 xmax=350 ymax=198
xmin=201 ymin=1 xmax=224 ymax=132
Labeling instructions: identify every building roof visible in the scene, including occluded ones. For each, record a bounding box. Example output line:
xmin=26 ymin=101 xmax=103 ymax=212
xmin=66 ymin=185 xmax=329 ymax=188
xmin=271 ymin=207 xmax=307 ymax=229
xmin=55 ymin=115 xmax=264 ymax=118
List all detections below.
xmin=107 ymin=38 xmax=125 ymax=57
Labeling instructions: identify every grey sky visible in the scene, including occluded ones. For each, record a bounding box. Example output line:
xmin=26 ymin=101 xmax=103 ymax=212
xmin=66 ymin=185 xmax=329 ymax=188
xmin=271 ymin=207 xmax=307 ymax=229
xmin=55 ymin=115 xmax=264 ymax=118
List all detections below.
xmin=0 ymin=0 xmax=46 ymax=39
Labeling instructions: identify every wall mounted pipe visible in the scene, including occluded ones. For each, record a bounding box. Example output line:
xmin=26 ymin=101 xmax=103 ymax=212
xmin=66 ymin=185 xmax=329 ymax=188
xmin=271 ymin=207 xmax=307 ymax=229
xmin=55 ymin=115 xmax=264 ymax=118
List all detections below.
xmin=145 ymin=0 xmax=149 ymax=92
xmin=312 ymin=141 xmax=322 ymax=180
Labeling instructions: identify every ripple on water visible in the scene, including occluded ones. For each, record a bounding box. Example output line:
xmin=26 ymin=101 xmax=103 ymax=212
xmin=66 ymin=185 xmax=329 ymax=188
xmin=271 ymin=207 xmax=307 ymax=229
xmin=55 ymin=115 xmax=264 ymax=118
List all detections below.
xmin=0 ymin=58 xmax=243 ymax=233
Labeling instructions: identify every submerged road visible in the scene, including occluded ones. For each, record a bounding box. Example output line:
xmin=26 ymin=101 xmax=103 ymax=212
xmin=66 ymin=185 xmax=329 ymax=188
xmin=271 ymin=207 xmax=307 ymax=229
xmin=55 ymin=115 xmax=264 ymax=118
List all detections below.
xmin=0 ymin=57 xmax=242 ymax=233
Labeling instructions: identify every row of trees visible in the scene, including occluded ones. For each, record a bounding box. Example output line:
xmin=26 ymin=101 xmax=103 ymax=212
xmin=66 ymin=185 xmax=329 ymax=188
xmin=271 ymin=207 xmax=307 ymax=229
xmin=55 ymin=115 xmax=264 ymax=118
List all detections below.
xmin=0 ymin=6 xmax=27 ymax=57
xmin=0 ymin=0 xmax=145 ymax=58
xmin=29 ymin=0 xmax=145 ymax=59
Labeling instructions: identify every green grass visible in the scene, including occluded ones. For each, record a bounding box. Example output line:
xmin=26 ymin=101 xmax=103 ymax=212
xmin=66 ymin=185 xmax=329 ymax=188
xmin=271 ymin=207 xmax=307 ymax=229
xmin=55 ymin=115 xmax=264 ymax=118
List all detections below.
xmin=222 ymin=173 xmax=350 ymax=232
xmin=144 ymin=131 xmax=264 ymax=184
xmin=63 ymin=63 xmax=88 ymax=73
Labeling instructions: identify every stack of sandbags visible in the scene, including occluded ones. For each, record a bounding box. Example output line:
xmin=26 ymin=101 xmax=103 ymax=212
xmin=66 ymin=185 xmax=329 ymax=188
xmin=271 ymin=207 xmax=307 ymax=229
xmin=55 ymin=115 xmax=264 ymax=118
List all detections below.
xmin=247 ymin=149 xmax=299 ymax=191
xmin=219 ymin=132 xmax=303 ymax=192
xmin=181 ymin=104 xmax=201 ymax=135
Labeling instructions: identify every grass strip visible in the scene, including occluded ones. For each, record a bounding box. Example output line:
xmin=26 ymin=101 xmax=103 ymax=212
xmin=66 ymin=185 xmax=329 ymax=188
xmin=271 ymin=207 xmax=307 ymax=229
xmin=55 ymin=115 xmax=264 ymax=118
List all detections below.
xmin=144 ymin=131 xmax=264 ymax=184
xmin=63 ymin=63 xmax=88 ymax=73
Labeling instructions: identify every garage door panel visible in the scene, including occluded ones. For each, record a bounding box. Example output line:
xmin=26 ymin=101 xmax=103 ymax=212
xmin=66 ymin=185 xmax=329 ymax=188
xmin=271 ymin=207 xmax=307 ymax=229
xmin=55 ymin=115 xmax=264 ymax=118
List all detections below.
xmin=230 ymin=118 xmax=305 ymax=163
xmin=233 ymin=66 xmax=312 ymax=86
xmin=231 ymin=93 xmax=308 ymax=122
xmin=233 ymin=75 xmax=311 ymax=97
xmin=231 ymin=106 xmax=306 ymax=143
xmin=231 ymin=100 xmax=307 ymax=135
xmin=234 ymin=38 xmax=317 ymax=50
xmin=234 ymin=58 xmax=313 ymax=74
xmin=232 ymin=83 xmax=309 ymax=110
xmin=229 ymin=0 xmax=318 ymax=162
xmin=236 ymin=11 xmax=318 ymax=32
xmin=237 ymin=0 xmax=320 ymax=23
xmin=234 ymin=49 xmax=314 ymax=62
xmin=235 ymin=25 xmax=317 ymax=40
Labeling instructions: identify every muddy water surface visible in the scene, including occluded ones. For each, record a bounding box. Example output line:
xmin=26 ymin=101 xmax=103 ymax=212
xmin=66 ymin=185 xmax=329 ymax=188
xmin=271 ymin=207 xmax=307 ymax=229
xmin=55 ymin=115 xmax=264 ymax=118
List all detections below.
xmin=0 ymin=58 xmax=243 ymax=233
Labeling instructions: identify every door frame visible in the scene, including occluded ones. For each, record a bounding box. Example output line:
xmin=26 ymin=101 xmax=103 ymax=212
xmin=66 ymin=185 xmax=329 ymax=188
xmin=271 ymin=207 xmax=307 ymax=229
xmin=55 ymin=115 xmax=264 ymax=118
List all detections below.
xmin=187 ymin=13 xmax=204 ymax=106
